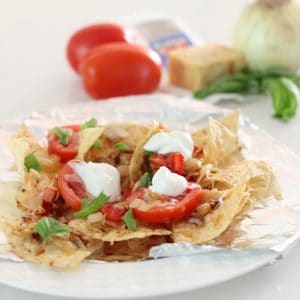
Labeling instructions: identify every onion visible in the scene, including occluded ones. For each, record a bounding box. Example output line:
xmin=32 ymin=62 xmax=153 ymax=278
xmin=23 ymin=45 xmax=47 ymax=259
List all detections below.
xmin=233 ymin=0 xmax=300 ymax=71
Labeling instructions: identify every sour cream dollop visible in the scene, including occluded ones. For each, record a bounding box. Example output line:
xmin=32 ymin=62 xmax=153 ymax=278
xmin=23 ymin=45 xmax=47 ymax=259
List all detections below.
xmin=150 ymin=166 xmax=188 ymax=196
xmin=143 ymin=130 xmax=194 ymax=161
xmin=70 ymin=161 xmax=120 ymax=201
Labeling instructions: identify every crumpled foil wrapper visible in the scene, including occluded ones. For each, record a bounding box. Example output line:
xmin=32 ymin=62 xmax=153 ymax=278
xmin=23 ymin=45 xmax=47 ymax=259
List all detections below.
xmin=1 ymin=93 xmax=300 ymax=262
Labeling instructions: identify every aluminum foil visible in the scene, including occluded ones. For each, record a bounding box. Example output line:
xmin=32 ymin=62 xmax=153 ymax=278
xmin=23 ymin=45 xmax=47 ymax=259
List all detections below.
xmin=0 ymin=93 xmax=300 ymax=262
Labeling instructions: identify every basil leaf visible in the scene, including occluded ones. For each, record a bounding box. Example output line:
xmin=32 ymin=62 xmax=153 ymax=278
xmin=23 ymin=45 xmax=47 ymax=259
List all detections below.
xmin=74 ymin=192 xmax=109 ymax=219
xmin=24 ymin=152 xmax=42 ymax=172
xmin=144 ymin=150 xmax=155 ymax=157
xmin=53 ymin=127 xmax=69 ymax=145
xmin=34 ymin=217 xmax=71 ymax=245
xmin=194 ymin=68 xmax=299 ymax=120
xmin=81 ymin=118 xmax=97 ymax=130
xmin=265 ymin=78 xmax=298 ymax=121
xmin=122 ymin=209 xmax=136 ymax=231
xmin=92 ymin=140 xmax=102 ymax=149
xmin=194 ymin=75 xmax=251 ymax=99
xmin=115 ymin=143 xmax=129 ymax=150
xmin=138 ymin=172 xmax=152 ymax=188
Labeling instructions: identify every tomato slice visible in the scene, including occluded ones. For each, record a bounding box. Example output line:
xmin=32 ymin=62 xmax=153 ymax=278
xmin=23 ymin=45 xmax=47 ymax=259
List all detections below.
xmin=131 ymin=185 xmax=202 ymax=223
xmin=150 ymin=152 xmax=184 ymax=174
xmin=57 ymin=163 xmax=87 ymax=211
xmin=48 ymin=125 xmax=80 ymax=163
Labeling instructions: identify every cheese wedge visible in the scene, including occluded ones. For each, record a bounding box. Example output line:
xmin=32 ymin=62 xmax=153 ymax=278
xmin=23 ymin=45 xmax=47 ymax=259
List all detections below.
xmin=168 ymin=44 xmax=245 ymax=91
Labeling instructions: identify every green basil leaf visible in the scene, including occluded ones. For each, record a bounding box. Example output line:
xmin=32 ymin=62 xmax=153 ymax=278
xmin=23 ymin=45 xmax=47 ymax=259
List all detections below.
xmin=92 ymin=140 xmax=102 ymax=149
xmin=194 ymin=76 xmax=251 ymax=99
xmin=115 ymin=143 xmax=129 ymax=150
xmin=81 ymin=118 xmax=97 ymax=130
xmin=265 ymin=78 xmax=298 ymax=121
xmin=122 ymin=209 xmax=136 ymax=231
xmin=53 ymin=127 xmax=69 ymax=145
xmin=144 ymin=150 xmax=155 ymax=157
xmin=138 ymin=172 xmax=152 ymax=188
xmin=74 ymin=192 xmax=109 ymax=219
xmin=24 ymin=152 xmax=42 ymax=172
xmin=34 ymin=217 xmax=71 ymax=245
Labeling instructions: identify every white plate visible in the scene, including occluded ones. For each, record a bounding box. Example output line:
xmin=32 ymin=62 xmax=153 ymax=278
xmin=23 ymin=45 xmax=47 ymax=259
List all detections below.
xmin=0 ymin=94 xmax=298 ymax=299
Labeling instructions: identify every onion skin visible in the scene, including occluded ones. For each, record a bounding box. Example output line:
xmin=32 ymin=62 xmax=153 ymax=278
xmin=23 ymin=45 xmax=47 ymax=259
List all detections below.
xmin=233 ymin=0 xmax=300 ymax=71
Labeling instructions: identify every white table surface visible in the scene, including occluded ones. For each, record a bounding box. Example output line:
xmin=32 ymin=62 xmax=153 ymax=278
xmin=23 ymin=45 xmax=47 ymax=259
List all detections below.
xmin=1 ymin=0 xmax=299 ymax=299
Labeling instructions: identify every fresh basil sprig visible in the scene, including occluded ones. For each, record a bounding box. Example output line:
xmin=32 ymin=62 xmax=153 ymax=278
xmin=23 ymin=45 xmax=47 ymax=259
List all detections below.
xmin=74 ymin=192 xmax=109 ymax=219
xmin=34 ymin=217 xmax=71 ymax=245
xmin=194 ymin=68 xmax=300 ymax=120
xmin=53 ymin=127 xmax=69 ymax=145
xmin=266 ymin=78 xmax=298 ymax=120
xmin=138 ymin=172 xmax=152 ymax=188
xmin=24 ymin=152 xmax=42 ymax=172
xmin=81 ymin=117 xmax=97 ymax=130
xmin=122 ymin=209 xmax=136 ymax=231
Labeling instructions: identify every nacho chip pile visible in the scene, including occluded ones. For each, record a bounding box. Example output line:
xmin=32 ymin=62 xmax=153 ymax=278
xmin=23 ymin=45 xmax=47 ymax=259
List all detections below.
xmin=3 ymin=111 xmax=280 ymax=269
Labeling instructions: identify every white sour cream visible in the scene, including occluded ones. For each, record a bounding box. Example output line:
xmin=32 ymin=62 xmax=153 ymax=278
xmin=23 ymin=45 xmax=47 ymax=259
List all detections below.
xmin=143 ymin=130 xmax=194 ymax=161
xmin=70 ymin=161 xmax=120 ymax=201
xmin=150 ymin=166 xmax=188 ymax=196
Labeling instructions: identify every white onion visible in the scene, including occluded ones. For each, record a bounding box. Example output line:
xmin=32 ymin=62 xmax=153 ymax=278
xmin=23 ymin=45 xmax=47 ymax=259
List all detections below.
xmin=233 ymin=0 xmax=300 ymax=71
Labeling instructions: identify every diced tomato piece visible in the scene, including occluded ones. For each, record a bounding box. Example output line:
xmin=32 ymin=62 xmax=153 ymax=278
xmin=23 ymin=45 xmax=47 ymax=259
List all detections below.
xmin=150 ymin=152 xmax=184 ymax=174
xmin=41 ymin=186 xmax=59 ymax=215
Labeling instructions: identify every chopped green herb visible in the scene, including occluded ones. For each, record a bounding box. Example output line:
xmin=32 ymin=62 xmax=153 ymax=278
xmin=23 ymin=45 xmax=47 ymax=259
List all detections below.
xmin=145 ymin=150 xmax=155 ymax=157
xmin=138 ymin=172 xmax=152 ymax=188
xmin=92 ymin=140 xmax=102 ymax=149
xmin=53 ymin=127 xmax=69 ymax=145
xmin=24 ymin=152 xmax=42 ymax=172
xmin=122 ymin=209 xmax=136 ymax=231
xmin=115 ymin=142 xmax=129 ymax=150
xmin=81 ymin=118 xmax=97 ymax=130
xmin=74 ymin=192 xmax=109 ymax=219
xmin=34 ymin=217 xmax=71 ymax=245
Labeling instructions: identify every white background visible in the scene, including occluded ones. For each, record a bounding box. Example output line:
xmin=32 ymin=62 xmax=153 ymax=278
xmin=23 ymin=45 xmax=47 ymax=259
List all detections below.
xmin=0 ymin=0 xmax=300 ymax=299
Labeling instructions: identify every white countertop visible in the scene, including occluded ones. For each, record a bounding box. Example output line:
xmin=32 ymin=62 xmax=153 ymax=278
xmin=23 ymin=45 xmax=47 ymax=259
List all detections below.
xmin=1 ymin=0 xmax=300 ymax=299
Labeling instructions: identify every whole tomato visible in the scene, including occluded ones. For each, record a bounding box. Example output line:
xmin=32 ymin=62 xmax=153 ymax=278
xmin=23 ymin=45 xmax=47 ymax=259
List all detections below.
xmin=66 ymin=23 xmax=133 ymax=72
xmin=79 ymin=43 xmax=162 ymax=99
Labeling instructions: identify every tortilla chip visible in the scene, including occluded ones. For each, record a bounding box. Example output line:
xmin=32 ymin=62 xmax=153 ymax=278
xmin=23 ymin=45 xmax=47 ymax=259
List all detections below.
xmin=77 ymin=127 xmax=104 ymax=160
xmin=8 ymin=125 xmax=59 ymax=177
xmin=172 ymin=183 xmax=248 ymax=244
xmin=200 ymin=160 xmax=281 ymax=200
xmin=6 ymin=223 xmax=91 ymax=269
xmin=8 ymin=126 xmax=39 ymax=177
xmin=192 ymin=110 xmax=240 ymax=149
xmin=204 ymin=117 xmax=241 ymax=166
xmin=69 ymin=218 xmax=171 ymax=242
xmin=100 ymin=226 xmax=171 ymax=242
xmin=129 ymin=121 xmax=162 ymax=183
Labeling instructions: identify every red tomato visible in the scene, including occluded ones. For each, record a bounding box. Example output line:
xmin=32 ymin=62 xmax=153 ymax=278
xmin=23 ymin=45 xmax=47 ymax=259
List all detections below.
xmin=132 ymin=185 xmax=202 ymax=223
xmin=57 ymin=163 xmax=87 ymax=211
xmin=100 ymin=204 xmax=126 ymax=222
xmin=41 ymin=186 xmax=59 ymax=214
xmin=150 ymin=152 xmax=184 ymax=174
xmin=67 ymin=23 xmax=132 ymax=73
xmin=79 ymin=43 xmax=162 ymax=99
xmin=48 ymin=125 xmax=80 ymax=163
